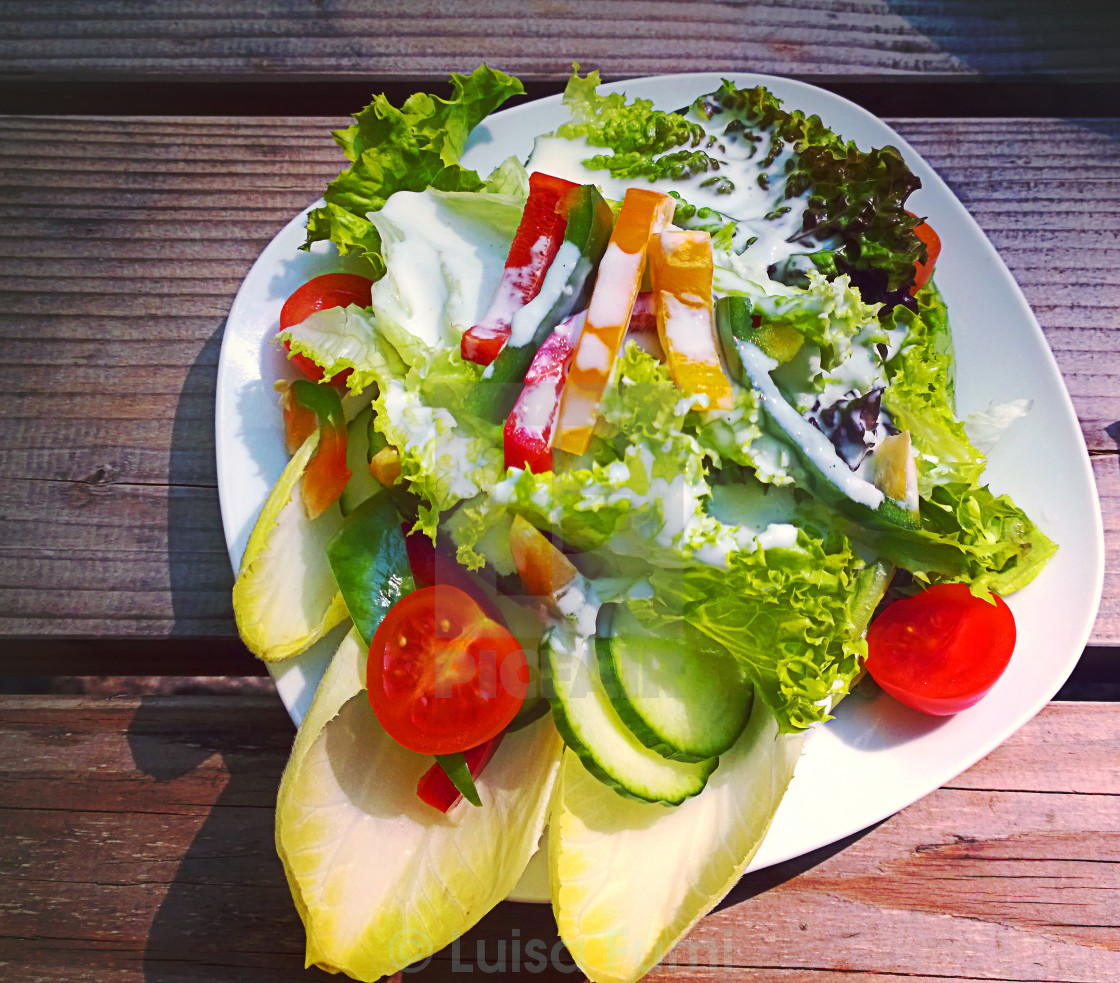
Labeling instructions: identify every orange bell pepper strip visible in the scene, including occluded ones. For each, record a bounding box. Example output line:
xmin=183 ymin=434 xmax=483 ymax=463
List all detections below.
xmin=554 ymin=188 xmax=676 ymax=455
xmin=907 ymin=212 xmax=941 ymax=294
xmin=646 ymin=231 xmax=733 ymax=411
xmin=279 ymin=379 xmax=352 ymax=519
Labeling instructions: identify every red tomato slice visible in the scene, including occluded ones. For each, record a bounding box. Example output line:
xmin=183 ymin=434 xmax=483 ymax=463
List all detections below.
xmin=864 ymin=583 xmax=1016 ymax=716
xmin=367 ymin=586 xmax=528 ymax=755
xmin=279 ymin=273 xmax=374 ymax=382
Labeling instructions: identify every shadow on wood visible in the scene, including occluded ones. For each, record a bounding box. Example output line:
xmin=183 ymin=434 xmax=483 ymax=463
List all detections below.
xmin=167 ymin=318 xmax=240 ymax=641
xmin=125 ymin=696 xmax=334 ymax=981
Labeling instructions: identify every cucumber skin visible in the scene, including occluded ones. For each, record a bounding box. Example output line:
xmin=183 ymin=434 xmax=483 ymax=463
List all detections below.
xmin=594 ymin=633 xmax=745 ymax=764
xmin=540 ymin=629 xmax=717 ymax=806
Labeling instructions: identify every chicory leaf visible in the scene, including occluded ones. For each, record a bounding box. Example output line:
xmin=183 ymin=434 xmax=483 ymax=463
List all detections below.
xmin=550 ymin=699 xmax=807 ymax=983
xmin=276 ymin=629 xmax=563 ymax=982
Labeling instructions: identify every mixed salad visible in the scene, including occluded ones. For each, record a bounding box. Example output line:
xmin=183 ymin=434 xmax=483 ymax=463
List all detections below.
xmin=230 ymin=66 xmax=1056 ymax=982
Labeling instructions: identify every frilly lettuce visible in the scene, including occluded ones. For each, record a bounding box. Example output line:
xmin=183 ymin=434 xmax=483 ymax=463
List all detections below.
xmin=448 ymin=346 xmax=740 ymax=570
xmin=373 ymin=376 xmax=503 ymax=539
xmin=881 ymin=285 xmax=1056 ymax=593
xmin=629 ymin=533 xmax=867 ymax=733
xmin=304 ymin=65 xmax=524 ymax=276
xmin=714 ymin=261 xmax=883 ymax=370
xmin=551 ymin=69 xmax=925 ymax=299
xmin=276 ymin=628 xmax=563 ymax=980
xmin=282 ymin=305 xmax=406 ymax=395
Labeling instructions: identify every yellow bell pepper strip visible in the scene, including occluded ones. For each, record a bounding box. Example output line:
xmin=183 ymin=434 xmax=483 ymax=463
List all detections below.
xmin=555 ymin=188 xmax=676 ymax=455
xmin=503 ymin=310 xmax=586 ymax=473
xmin=461 ymin=172 xmax=579 ymax=365
xmin=279 ymin=379 xmax=351 ymax=519
xmin=646 ymin=231 xmax=733 ymax=410
xmin=463 ymin=183 xmax=614 ymax=426
xmin=368 ymin=446 xmax=402 ymax=487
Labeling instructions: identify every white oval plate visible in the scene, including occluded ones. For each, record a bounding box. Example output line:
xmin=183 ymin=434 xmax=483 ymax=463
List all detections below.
xmin=217 ymin=73 xmax=1104 ymax=900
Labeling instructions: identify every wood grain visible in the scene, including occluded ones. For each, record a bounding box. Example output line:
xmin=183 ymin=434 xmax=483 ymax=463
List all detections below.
xmin=1 ymin=0 xmax=1119 ymax=83
xmin=0 ymin=696 xmax=1115 ymax=981
xmin=1 ymin=114 xmax=1118 ymax=646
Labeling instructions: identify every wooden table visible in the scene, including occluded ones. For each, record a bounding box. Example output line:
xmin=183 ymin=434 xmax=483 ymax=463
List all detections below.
xmin=2 ymin=3 xmax=1119 ymax=980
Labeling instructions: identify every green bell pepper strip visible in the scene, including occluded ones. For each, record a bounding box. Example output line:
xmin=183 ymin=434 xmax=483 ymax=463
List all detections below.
xmin=714 ymin=296 xmax=971 ymax=576
xmin=325 ymin=492 xmax=416 ymax=649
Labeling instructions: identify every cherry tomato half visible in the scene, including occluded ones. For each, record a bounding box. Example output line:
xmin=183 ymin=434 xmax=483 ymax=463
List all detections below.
xmin=279 ymin=273 xmax=374 ymax=382
xmin=864 ymin=583 xmax=1016 ymax=716
xmin=367 ymin=585 xmax=528 ymax=755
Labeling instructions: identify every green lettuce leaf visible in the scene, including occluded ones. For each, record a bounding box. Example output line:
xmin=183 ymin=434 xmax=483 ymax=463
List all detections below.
xmin=629 ymin=533 xmax=867 ymax=733
xmin=303 ymin=65 xmax=524 ymax=276
xmin=550 ymin=70 xmax=925 ymax=297
xmin=366 ymin=188 xmax=524 ymax=374
xmin=281 ymin=304 xmax=407 ymax=395
xmin=714 ymin=263 xmax=883 ymax=370
xmin=877 ymin=284 xmax=1056 ymax=593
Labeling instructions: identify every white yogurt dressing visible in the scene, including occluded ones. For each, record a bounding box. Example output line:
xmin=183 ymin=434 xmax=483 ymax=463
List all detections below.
xmin=525 ymin=112 xmax=809 ymax=273
xmin=739 ymin=341 xmax=885 ymax=510
xmin=502 ymin=239 xmax=582 ymax=351
xmin=587 ymin=242 xmax=644 ymax=328
xmin=660 ymin=293 xmax=717 ymax=362
xmin=369 ymin=190 xmax=513 ymax=352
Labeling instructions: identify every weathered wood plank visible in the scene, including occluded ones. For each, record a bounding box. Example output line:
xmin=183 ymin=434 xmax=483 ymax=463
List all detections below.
xmin=1 ymin=0 xmax=1119 ymax=82
xmin=0 ymin=697 xmax=1116 ymax=981
xmin=0 ymin=114 xmax=1117 ymax=645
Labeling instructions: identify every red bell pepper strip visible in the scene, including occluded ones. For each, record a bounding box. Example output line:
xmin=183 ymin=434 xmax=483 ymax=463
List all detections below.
xmin=905 ymin=211 xmax=941 ymax=294
xmin=416 ymin=736 xmax=503 ymax=812
xmin=402 ymin=526 xmax=505 ymax=624
xmin=627 ymin=291 xmax=657 ymax=334
xmin=463 ymin=183 xmax=615 ymax=427
xmin=461 ymin=172 xmax=579 ymax=365
xmin=280 ymin=379 xmax=351 ymax=519
xmin=504 ymin=310 xmax=586 ymax=473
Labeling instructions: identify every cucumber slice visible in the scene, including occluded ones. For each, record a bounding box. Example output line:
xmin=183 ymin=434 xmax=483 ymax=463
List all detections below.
xmin=541 ymin=624 xmax=717 ymax=804
xmin=595 ymin=605 xmax=753 ymax=762
xmin=338 ymin=406 xmax=381 ymax=516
